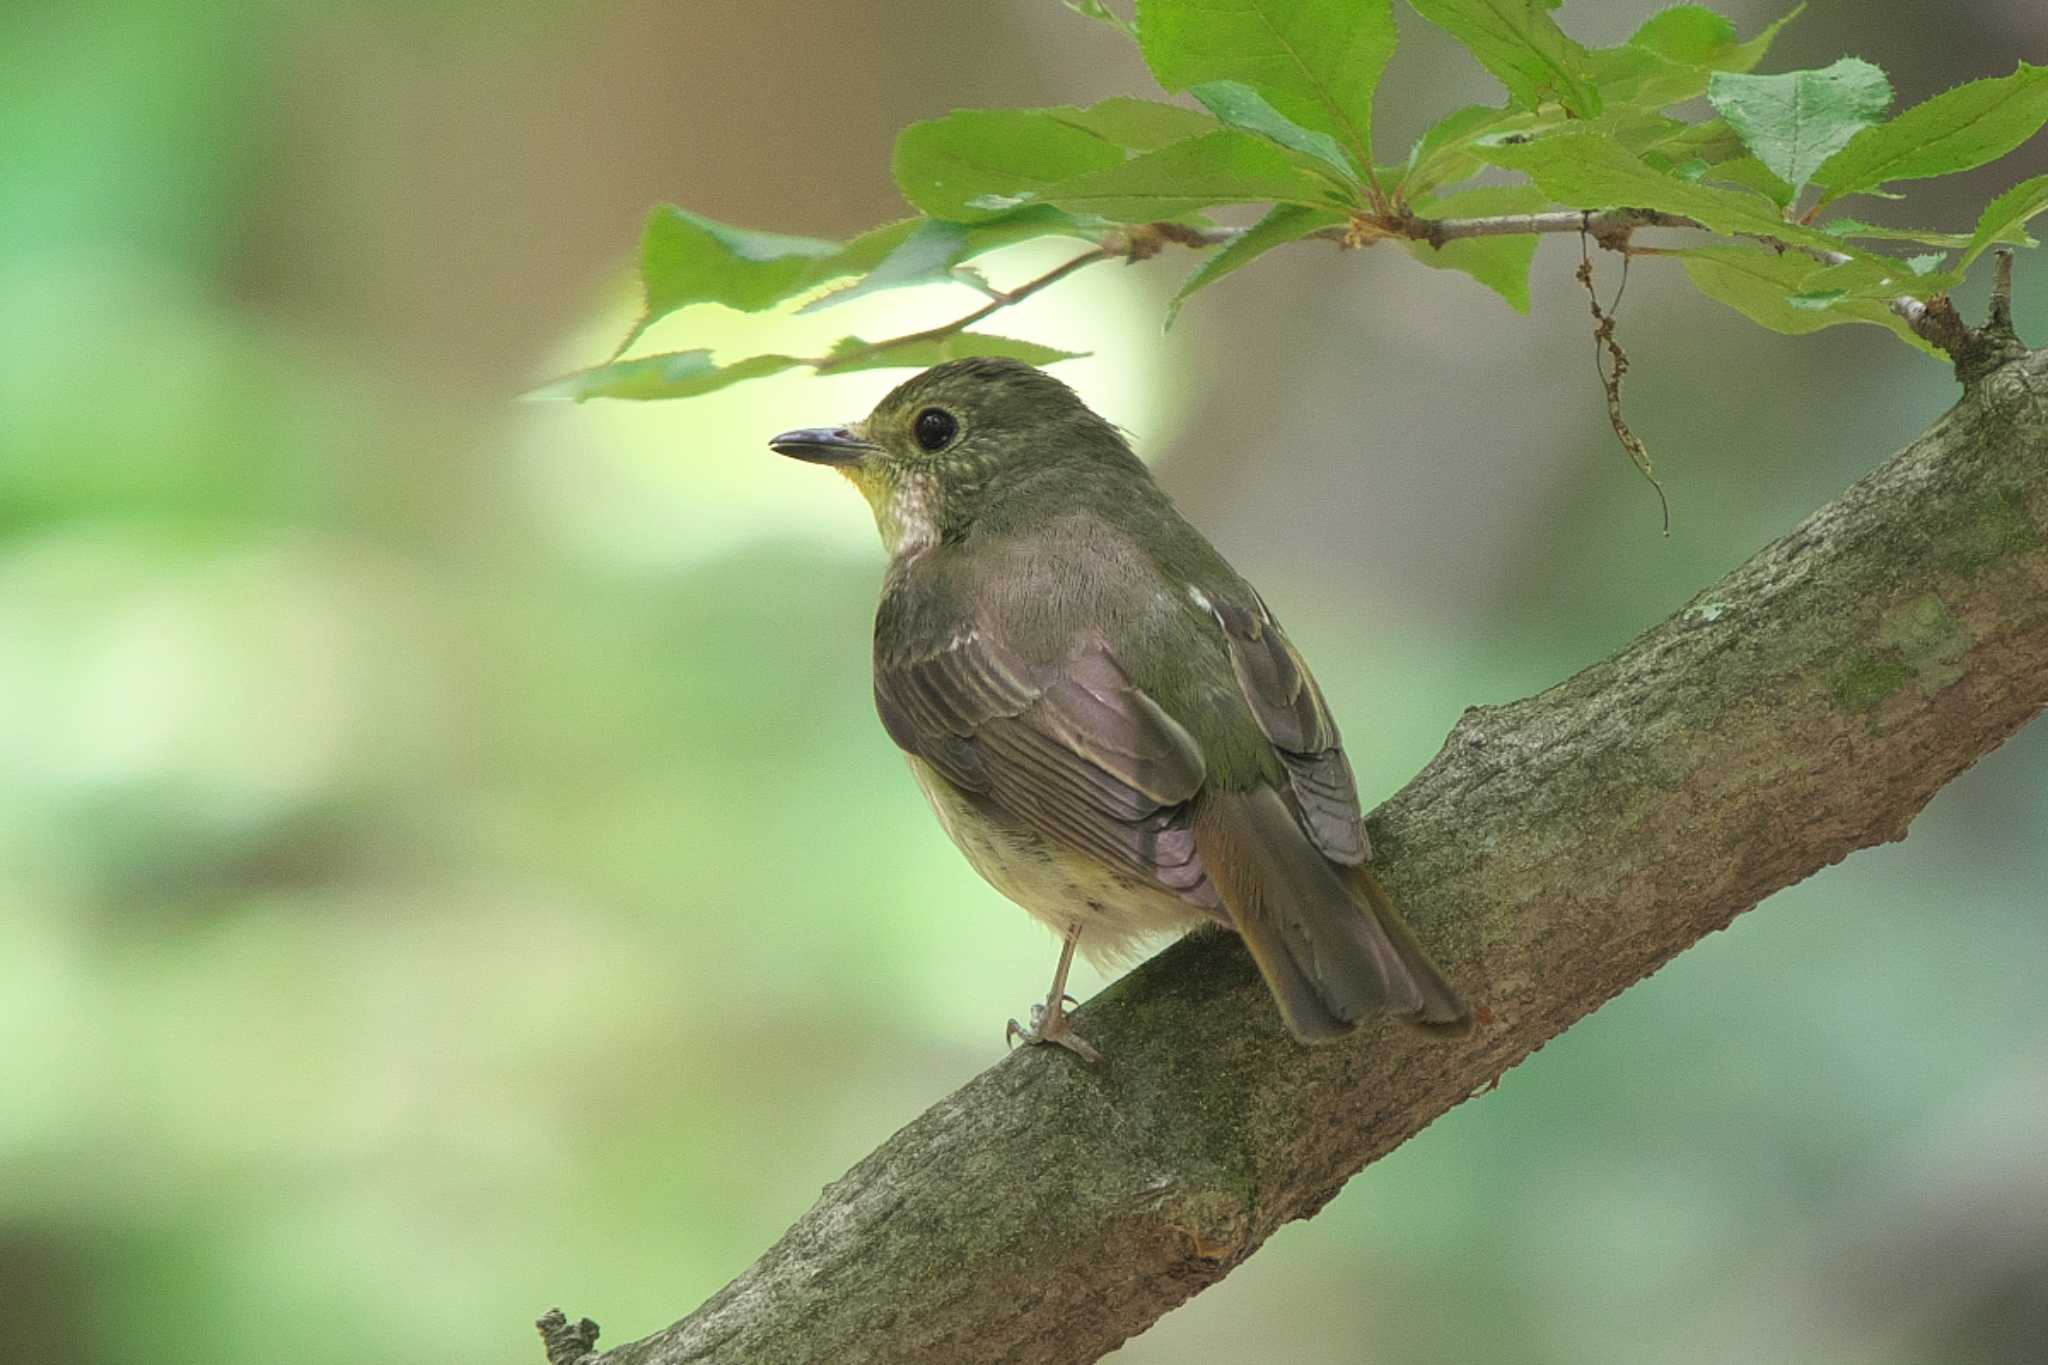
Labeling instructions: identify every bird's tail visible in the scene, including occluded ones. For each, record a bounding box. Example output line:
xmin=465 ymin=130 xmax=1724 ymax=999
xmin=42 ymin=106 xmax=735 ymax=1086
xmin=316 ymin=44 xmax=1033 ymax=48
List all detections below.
xmin=1194 ymin=787 xmax=1471 ymax=1042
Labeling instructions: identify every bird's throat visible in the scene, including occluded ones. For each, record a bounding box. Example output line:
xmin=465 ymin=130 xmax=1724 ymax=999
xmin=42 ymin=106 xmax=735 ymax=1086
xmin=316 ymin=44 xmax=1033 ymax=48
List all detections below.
xmin=841 ymin=465 xmax=942 ymax=560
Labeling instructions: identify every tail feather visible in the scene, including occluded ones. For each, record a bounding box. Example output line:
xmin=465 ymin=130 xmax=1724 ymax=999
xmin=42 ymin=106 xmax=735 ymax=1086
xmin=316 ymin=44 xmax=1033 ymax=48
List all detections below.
xmin=1195 ymin=787 xmax=1471 ymax=1041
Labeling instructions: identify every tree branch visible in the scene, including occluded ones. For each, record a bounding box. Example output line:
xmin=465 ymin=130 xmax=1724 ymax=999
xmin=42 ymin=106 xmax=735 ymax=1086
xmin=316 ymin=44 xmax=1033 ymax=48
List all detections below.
xmin=556 ymin=341 xmax=2048 ymax=1365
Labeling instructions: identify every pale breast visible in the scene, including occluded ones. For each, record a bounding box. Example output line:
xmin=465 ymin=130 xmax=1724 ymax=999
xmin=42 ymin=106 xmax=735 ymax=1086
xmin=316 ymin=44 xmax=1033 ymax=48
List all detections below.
xmin=906 ymin=756 xmax=1214 ymax=966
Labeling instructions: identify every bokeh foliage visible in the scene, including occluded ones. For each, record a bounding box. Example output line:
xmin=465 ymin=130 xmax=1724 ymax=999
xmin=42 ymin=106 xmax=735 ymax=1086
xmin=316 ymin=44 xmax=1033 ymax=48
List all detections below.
xmin=3 ymin=3 xmax=2046 ymax=1365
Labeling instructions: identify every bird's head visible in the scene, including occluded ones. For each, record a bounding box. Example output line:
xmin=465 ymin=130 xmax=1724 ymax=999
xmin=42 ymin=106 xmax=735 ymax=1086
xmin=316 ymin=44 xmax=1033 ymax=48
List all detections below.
xmin=769 ymin=357 xmax=1129 ymax=557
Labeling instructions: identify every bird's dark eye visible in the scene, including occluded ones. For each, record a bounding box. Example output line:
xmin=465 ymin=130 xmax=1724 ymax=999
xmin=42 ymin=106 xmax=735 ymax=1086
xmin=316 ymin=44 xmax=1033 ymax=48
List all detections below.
xmin=913 ymin=407 xmax=958 ymax=453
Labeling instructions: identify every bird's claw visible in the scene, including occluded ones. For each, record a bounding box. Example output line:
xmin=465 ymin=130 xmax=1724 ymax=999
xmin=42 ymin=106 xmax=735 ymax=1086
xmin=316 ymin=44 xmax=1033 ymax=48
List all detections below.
xmin=1005 ymin=1000 xmax=1102 ymax=1064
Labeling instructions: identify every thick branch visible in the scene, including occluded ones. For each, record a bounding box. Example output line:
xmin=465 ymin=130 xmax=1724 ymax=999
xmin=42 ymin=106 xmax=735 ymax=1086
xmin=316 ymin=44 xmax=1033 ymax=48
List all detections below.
xmin=570 ymin=348 xmax=2048 ymax=1365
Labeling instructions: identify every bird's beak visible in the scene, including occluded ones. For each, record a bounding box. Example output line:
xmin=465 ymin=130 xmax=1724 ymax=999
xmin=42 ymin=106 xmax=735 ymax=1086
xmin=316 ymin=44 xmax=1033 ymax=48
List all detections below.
xmin=768 ymin=425 xmax=877 ymax=466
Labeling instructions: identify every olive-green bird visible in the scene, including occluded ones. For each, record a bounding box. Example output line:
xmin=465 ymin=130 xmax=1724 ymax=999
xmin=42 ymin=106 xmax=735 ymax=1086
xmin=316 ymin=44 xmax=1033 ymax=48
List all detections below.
xmin=770 ymin=358 xmax=1469 ymax=1059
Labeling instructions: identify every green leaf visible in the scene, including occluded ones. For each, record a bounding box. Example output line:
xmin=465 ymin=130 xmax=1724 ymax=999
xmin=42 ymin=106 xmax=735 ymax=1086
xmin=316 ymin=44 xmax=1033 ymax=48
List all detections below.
xmin=1814 ymin=63 xmax=2048 ymax=199
xmin=893 ymin=109 xmax=1128 ymax=221
xmin=1137 ymin=0 xmax=1397 ymax=169
xmin=1405 ymin=104 xmax=1517 ymax=196
xmin=533 ymin=350 xmax=806 ymax=402
xmin=1820 ymin=218 xmax=1973 ymax=249
xmin=1041 ymin=129 xmax=1342 ymax=219
xmin=800 ymin=208 xmax=1090 ymax=314
xmin=1801 ymin=254 xmax=1959 ymax=302
xmin=1063 ymin=0 xmax=1137 ymax=39
xmin=822 ymin=332 xmax=1088 ymax=374
xmin=1405 ymin=184 xmax=1550 ymax=312
xmin=1707 ymin=58 xmax=1892 ymax=198
xmin=1633 ymin=3 xmax=1800 ymax=72
xmin=1165 ymin=204 xmax=1345 ymax=327
xmin=1678 ymin=245 xmax=1938 ymax=354
xmin=1049 ymin=97 xmax=1217 ymax=151
xmin=1405 ymin=0 xmax=1601 ymax=119
xmin=1961 ymin=173 xmax=2048 ymax=267
xmin=1705 ymin=155 xmax=1796 ymax=207
xmin=617 ymin=208 xmax=904 ymax=353
xmin=1480 ymin=127 xmax=1845 ymax=255
xmin=1191 ymin=80 xmax=1360 ymax=183
xmin=1639 ymin=117 xmax=1749 ymax=169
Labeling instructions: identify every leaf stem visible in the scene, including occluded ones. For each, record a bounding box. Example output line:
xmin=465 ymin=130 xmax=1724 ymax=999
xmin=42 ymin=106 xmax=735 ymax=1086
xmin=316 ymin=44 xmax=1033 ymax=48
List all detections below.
xmin=810 ymin=246 xmax=1116 ymax=372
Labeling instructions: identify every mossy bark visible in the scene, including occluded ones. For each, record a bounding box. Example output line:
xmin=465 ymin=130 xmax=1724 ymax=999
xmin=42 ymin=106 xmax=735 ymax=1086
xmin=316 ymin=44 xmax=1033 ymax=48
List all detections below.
xmin=556 ymin=349 xmax=2048 ymax=1365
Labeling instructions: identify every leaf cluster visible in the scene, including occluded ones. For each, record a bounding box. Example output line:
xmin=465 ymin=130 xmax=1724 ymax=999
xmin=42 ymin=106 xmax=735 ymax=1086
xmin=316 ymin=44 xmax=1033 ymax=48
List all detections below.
xmin=550 ymin=1 xmax=2048 ymax=401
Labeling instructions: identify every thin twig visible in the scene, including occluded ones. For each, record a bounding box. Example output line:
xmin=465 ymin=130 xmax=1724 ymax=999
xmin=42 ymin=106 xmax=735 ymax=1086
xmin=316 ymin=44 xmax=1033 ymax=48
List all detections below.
xmin=1578 ymin=226 xmax=1669 ymax=534
xmin=810 ymin=246 xmax=1116 ymax=372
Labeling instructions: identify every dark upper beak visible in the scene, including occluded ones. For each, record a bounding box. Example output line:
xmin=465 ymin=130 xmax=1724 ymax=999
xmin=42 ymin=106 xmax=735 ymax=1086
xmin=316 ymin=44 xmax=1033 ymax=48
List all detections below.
xmin=768 ymin=425 xmax=877 ymax=466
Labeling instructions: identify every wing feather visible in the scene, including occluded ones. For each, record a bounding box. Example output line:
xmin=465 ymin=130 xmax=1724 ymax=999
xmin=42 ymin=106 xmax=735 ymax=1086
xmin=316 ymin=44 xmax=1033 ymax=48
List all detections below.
xmin=1204 ymin=591 xmax=1371 ymax=864
xmin=874 ymin=626 xmax=1213 ymax=903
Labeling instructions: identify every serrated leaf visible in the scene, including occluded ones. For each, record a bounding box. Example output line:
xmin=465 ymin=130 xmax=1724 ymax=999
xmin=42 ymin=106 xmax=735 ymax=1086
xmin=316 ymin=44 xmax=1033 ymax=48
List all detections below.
xmin=1635 ymin=3 xmax=1800 ymax=71
xmin=822 ymin=332 xmax=1088 ymax=374
xmin=1708 ymin=58 xmax=1892 ymax=198
xmin=800 ymin=208 xmax=1089 ymax=314
xmin=1137 ymin=0 xmax=1396 ymax=169
xmin=1050 ymin=97 xmax=1217 ymax=151
xmin=1814 ymin=63 xmax=2048 ymax=199
xmin=1192 ymin=80 xmax=1360 ymax=183
xmin=1802 ymin=254 xmax=1958 ymax=301
xmin=1678 ymin=245 xmax=1937 ymax=354
xmin=1405 ymin=104 xmax=1518 ymax=196
xmin=1706 ymin=155 xmax=1796 ymax=207
xmin=1404 ymin=184 xmax=1550 ymax=311
xmin=1063 ymin=0 xmax=1137 ymax=39
xmin=1406 ymin=0 xmax=1601 ymax=119
xmin=1041 ymin=129 xmax=1341 ymax=219
xmin=1639 ymin=117 xmax=1749 ymax=169
xmin=1480 ymin=127 xmax=1846 ymax=255
xmin=1166 ymin=204 xmax=1345 ymax=327
xmin=618 ymin=208 xmax=904 ymax=354
xmin=893 ymin=109 xmax=1128 ymax=221
xmin=1962 ymin=173 xmax=2048 ymax=267
xmin=1582 ymin=7 xmax=1800 ymax=113
xmin=533 ymin=351 xmax=806 ymax=403
xmin=1820 ymin=218 xmax=1974 ymax=249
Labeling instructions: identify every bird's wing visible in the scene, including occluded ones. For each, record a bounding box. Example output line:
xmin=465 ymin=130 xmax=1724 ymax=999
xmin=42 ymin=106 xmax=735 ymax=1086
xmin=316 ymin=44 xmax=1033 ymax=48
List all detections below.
xmin=873 ymin=626 xmax=1214 ymax=903
xmin=1197 ymin=588 xmax=1371 ymax=864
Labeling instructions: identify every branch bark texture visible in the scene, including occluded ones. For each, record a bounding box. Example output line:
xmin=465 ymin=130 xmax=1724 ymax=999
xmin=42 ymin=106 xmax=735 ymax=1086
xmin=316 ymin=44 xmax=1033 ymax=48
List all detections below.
xmin=579 ymin=348 xmax=2048 ymax=1365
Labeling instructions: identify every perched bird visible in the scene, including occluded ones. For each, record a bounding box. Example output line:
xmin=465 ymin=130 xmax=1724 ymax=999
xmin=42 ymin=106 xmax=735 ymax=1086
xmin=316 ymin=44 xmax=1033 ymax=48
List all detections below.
xmin=770 ymin=358 xmax=1469 ymax=1059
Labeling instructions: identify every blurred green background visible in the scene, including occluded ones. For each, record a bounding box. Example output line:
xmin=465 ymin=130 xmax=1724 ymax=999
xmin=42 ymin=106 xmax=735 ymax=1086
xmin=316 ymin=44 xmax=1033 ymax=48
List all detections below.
xmin=4 ymin=2 xmax=2046 ymax=1362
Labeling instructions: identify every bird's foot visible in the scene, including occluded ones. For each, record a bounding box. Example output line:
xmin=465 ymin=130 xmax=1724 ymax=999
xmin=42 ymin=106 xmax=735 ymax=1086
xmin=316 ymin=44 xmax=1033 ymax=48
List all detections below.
xmin=1005 ymin=995 xmax=1101 ymax=1064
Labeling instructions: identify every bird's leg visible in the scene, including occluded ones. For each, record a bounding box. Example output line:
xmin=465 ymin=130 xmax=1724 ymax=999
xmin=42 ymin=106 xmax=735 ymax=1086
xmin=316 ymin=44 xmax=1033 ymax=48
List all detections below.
xmin=1006 ymin=922 xmax=1101 ymax=1064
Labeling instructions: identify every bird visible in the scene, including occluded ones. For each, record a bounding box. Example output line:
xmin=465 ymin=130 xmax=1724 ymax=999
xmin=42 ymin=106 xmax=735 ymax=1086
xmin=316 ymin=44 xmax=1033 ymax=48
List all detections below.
xmin=769 ymin=357 xmax=1470 ymax=1060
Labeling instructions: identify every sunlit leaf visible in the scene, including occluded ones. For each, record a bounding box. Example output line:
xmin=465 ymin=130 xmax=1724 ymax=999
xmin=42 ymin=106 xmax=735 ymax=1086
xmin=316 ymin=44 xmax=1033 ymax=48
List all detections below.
xmin=1041 ymin=129 xmax=1342 ymax=219
xmin=1820 ymin=218 xmax=1974 ymax=248
xmin=1191 ymin=80 xmax=1360 ymax=183
xmin=1063 ymin=0 xmax=1138 ymax=39
xmin=1138 ymin=0 xmax=1396 ymax=168
xmin=1708 ymin=58 xmax=1892 ymax=198
xmin=800 ymin=208 xmax=1090 ymax=314
xmin=618 ymin=209 xmax=913 ymax=354
xmin=1165 ymin=204 xmax=1346 ymax=327
xmin=821 ymin=331 xmax=1088 ymax=373
xmin=1678 ymin=246 xmax=1937 ymax=353
xmin=1050 ymin=97 xmax=1218 ymax=150
xmin=893 ymin=109 xmax=1128 ymax=221
xmin=1480 ymin=127 xmax=1845 ymax=255
xmin=533 ymin=351 xmax=806 ymax=402
xmin=1406 ymin=0 xmax=1601 ymax=119
xmin=1588 ymin=5 xmax=1801 ymax=108
xmin=1404 ymin=184 xmax=1550 ymax=312
xmin=1814 ymin=63 xmax=2048 ymax=199
xmin=1961 ymin=173 xmax=2048 ymax=267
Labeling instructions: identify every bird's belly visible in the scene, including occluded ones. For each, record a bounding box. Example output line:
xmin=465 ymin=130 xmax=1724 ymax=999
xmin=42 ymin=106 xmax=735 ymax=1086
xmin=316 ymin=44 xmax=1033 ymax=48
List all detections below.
xmin=906 ymin=757 xmax=1210 ymax=965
